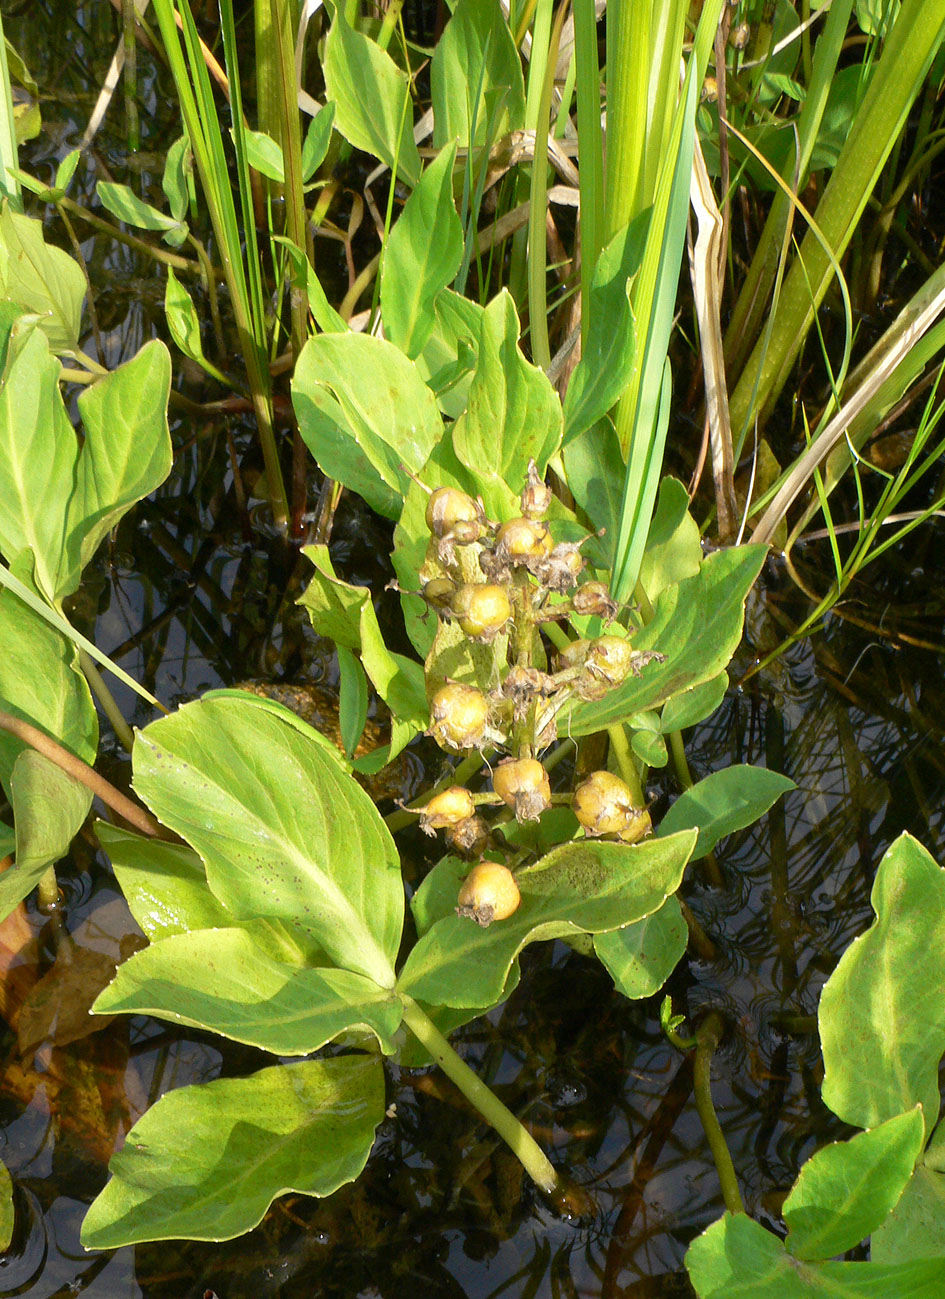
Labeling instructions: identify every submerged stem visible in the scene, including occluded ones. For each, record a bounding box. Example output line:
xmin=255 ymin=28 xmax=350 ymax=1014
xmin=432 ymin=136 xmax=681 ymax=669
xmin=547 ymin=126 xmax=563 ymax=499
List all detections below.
xmin=399 ymin=994 xmax=559 ymax=1195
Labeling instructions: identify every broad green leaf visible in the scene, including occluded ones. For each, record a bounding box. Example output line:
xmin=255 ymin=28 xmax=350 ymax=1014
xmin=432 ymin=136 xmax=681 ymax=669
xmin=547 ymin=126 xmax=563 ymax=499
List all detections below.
xmin=686 ymin=1211 xmax=945 ymax=1297
xmin=451 ymin=291 xmax=562 ymax=516
xmin=337 ymin=646 xmax=369 ymax=759
xmin=414 ymin=287 xmax=483 ymax=418
xmin=99 ymin=823 xmax=325 ymax=967
xmin=658 ymin=766 xmax=795 ymax=859
xmin=65 ymin=339 xmax=172 ymax=592
xmin=0 ymin=751 xmax=90 ymax=920
xmin=630 ymin=725 xmax=667 ymax=768
xmin=660 ymin=672 xmax=728 ymax=734
xmin=243 ymin=128 xmax=284 ymax=182
xmin=562 ymin=414 xmax=624 ymax=543
xmin=0 ymin=583 xmax=97 ymax=792
xmin=638 ymin=476 xmax=703 ymax=602
xmin=0 ymin=324 xmax=171 ymax=602
xmin=562 ymin=217 xmax=643 ymax=446
xmin=96 ymin=181 xmax=183 ymax=233
xmin=277 ymin=237 xmax=348 ymax=335
xmin=431 ymin=0 xmax=526 ymax=149
xmin=594 ymin=897 xmax=688 ymax=999
xmin=0 ymin=320 xmax=75 ymax=599
xmin=0 ymin=207 xmax=85 ymax=354
xmin=299 ymin=545 xmax=428 ymax=746
xmin=820 ymin=833 xmax=945 ymax=1141
xmin=98 ymin=823 xmax=235 ymax=940
xmin=164 ymin=268 xmax=226 ymax=383
xmin=381 ymin=141 xmax=463 ymax=358
xmin=293 ymin=333 xmax=443 ymax=518
xmin=784 ymin=1108 xmax=925 ymax=1260
xmin=94 ymin=927 xmax=403 ymax=1055
xmin=162 ymin=134 xmax=193 ymax=223
xmin=396 ymin=831 xmax=696 ymax=1008
xmin=873 ymin=1119 xmax=945 ymax=1264
xmin=0 ymin=824 xmax=13 ymax=858
xmin=301 ymin=101 xmax=336 ymax=182
xmin=132 ymin=696 xmax=402 ymax=988
xmin=565 ymin=546 xmax=768 ymax=735
xmin=81 ymin=1055 xmax=384 ymax=1247
xmin=323 ymin=13 xmax=420 ymax=186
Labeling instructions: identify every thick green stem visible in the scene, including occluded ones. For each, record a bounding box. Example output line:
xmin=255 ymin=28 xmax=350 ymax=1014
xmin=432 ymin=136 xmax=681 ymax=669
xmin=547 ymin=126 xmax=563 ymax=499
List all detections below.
xmin=693 ymin=1012 xmax=744 ymax=1214
xmin=607 ymin=724 xmax=644 ymax=803
xmin=400 ymin=994 xmax=559 ymax=1195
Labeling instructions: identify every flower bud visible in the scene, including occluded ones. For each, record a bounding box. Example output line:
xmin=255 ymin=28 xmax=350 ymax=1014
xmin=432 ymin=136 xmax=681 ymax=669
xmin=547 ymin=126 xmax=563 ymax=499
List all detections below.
xmin=429 ymin=684 xmax=489 ymax=751
xmin=493 ymin=757 xmax=551 ymax=822
xmin=520 ymin=459 xmax=553 ymax=520
xmin=419 ymin=786 xmax=476 ymax=836
xmin=555 ymin=638 xmax=590 ymax=672
xmin=451 ymin=583 xmax=512 ymax=641
xmin=573 ymin=771 xmax=642 ymax=838
xmin=425 ymin=487 xmax=482 ymax=538
xmin=456 ymin=861 xmax=521 ymax=926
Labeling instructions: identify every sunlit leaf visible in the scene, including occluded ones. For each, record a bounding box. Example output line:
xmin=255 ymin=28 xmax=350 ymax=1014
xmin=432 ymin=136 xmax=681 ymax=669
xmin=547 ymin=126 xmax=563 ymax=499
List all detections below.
xmin=382 ymin=141 xmax=462 ymax=358
xmin=132 ymin=696 xmax=403 ymax=988
xmin=0 ymin=207 xmax=85 ymax=354
xmin=784 ymin=1108 xmax=925 ymax=1260
xmin=81 ymin=1056 xmax=385 ymax=1247
xmin=431 ymin=0 xmax=525 ymax=149
xmin=396 ymin=832 xmax=695 ymax=1008
xmin=594 ymin=897 xmax=688 ymax=999
xmin=94 ymin=927 xmax=403 ymax=1055
xmin=658 ymin=766 xmax=795 ymax=858
xmin=820 ymin=833 xmax=945 ymax=1140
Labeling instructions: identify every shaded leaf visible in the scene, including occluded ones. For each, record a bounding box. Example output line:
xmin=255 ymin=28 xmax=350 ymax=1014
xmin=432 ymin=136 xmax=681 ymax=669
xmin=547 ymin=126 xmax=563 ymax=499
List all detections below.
xmin=301 ymin=101 xmax=336 ymax=182
xmin=81 ymin=1055 xmax=385 ymax=1247
xmin=0 ymin=207 xmax=85 ymax=354
xmin=0 ymin=751 xmax=91 ymax=922
xmin=293 ymin=333 xmax=443 ymax=518
xmin=660 ymin=672 xmax=728 ymax=734
xmin=872 ymin=1119 xmax=945 ymax=1263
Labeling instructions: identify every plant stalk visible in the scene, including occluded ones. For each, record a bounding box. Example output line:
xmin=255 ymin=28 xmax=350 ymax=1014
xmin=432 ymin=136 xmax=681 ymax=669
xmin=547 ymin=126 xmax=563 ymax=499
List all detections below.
xmin=400 ymin=994 xmax=559 ymax=1195
xmin=693 ymin=1011 xmax=744 ymax=1214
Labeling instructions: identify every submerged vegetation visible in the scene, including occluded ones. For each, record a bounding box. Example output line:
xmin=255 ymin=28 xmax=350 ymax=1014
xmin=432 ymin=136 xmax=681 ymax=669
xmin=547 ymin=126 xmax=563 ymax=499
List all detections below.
xmin=0 ymin=0 xmax=945 ymax=1291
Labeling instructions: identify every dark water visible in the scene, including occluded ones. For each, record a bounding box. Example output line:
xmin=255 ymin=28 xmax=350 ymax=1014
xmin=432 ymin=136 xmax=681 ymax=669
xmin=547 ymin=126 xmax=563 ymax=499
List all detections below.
xmin=3 ymin=3 xmax=945 ymax=1295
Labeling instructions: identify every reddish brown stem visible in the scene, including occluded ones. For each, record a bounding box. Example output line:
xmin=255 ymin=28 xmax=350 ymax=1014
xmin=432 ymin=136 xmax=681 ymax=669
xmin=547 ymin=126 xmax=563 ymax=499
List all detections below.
xmin=0 ymin=709 xmax=171 ymax=841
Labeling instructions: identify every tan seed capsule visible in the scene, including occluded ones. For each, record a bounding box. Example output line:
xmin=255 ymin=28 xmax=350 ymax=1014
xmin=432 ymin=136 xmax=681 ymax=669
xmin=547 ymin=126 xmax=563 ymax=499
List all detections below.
xmin=493 ymin=757 xmax=551 ymax=822
xmin=573 ymin=770 xmax=641 ymax=838
xmin=419 ymin=786 xmax=476 ymax=836
xmin=445 ymin=813 xmax=491 ymax=859
xmin=618 ymin=806 xmax=653 ymax=845
xmin=495 ymin=517 xmax=553 ymax=566
xmin=430 ymin=683 xmax=489 ymax=751
xmin=456 ymin=861 xmax=521 ymax=926
xmin=585 ymin=635 xmax=637 ymax=687
xmin=425 ymin=487 xmax=482 ymax=538
xmin=451 ymin=583 xmax=512 ymax=641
